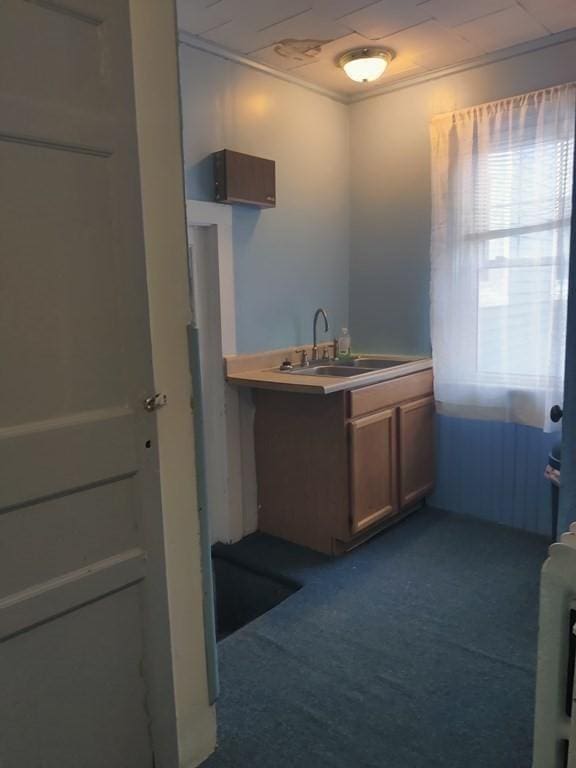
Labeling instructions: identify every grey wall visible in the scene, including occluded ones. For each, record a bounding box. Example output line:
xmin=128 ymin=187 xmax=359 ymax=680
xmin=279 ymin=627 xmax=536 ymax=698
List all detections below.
xmin=349 ymin=39 xmax=576 ymax=355
xmin=179 ymin=44 xmax=350 ymax=354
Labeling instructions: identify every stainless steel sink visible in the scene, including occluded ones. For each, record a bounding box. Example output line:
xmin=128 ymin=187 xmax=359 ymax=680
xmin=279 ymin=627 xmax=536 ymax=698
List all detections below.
xmin=278 ymin=357 xmax=413 ymax=377
xmin=339 ymin=357 xmax=408 ymax=370
xmin=286 ymin=365 xmax=373 ymax=377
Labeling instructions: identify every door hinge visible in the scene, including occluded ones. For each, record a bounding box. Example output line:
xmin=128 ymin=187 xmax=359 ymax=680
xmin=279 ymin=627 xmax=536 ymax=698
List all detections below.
xmin=144 ymin=393 xmax=167 ymax=412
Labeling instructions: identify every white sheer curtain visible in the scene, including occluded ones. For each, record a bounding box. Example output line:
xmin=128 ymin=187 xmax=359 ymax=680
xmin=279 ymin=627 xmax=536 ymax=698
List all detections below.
xmin=430 ymin=84 xmax=575 ymax=431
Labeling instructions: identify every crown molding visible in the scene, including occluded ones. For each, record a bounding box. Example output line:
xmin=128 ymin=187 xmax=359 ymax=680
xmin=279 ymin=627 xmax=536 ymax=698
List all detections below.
xmin=178 ymin=27 xmax=576 ymax=108
xmin=178 ymin=31 xmax=349 ymax=104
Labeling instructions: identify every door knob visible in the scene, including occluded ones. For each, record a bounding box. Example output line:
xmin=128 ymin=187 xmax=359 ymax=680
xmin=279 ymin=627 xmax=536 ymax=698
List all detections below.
xmin=144 ymin=393 xmax=167 ymax=412
xmin=550 ymin=404 xmax=563 ymax=423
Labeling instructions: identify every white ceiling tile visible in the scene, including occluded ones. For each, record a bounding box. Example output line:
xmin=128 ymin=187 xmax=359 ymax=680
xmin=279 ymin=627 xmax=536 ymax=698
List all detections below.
xmin=455 ymin=5 xmax=550 ymax=51
xmin=250 ymin=11 xmax=352 ymax=51
xmin=200 ymin=20 xmax=255 ymax=53
xmin=251 ymin=41 xmax=324 ymax=70
xmin=178 ymin=0 xmax=319 ymax=48
xmin=339 ymin=0 xmax=434 ymax=39
xmin=517 ymin=0 xmax=564 ymax=10
xmin=182 ymin=0 xmax=572 ymax=95
xmin=536 ymin=5 xmax=576 ymax=33
xmin=519 ymin=0 xmax=576 ymax=33
xmin=312 ymin=0 xmax=384 ymax=19
xmin=284 ymin=58 xmax=353 ymax=94
xmin=380 ymin=19 xmax=480 ymax=57
xmin=203 ymin=10 xmax=349 ymax=54
xmin=411 ymin=36 xmax=482 ymax=68
xmin=236 ymin=0 xmax=312 ymax=28
xmin=315 ymin=30 xmax=382 ymax=60
xmin=381 ymin=52 xmax=424 ymax=75
xmin=177 ymin=0 xmax=236 ymax=35
xmin=416 ymin=0 xmax=516 ymax=27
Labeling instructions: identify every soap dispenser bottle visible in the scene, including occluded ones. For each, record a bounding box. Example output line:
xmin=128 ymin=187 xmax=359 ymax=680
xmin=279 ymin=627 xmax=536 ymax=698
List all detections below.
xmin=337 ymin=327 xmax=351 ymax=358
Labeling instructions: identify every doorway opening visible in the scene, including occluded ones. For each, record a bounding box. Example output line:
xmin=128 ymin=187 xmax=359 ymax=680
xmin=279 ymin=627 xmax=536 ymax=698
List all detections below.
xmin=183 ymin=197 xmax=569 ymax=768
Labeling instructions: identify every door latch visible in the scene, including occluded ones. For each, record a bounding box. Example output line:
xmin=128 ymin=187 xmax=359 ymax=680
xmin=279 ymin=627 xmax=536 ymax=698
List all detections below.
xmin=144 ymin=393 xmax=167 ymax=412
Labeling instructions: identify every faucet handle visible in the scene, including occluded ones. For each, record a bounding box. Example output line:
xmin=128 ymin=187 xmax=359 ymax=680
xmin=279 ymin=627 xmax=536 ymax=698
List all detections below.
xmin=279 ymin=357 xmax=293 ymax=371
xmin=294 ymin=349 xmax=309 ymax=367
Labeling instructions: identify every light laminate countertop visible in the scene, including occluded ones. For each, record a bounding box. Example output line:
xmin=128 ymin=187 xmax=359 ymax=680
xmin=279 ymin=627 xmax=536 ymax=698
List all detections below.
xmin=225 ymin=353 xmax=433 ymax=395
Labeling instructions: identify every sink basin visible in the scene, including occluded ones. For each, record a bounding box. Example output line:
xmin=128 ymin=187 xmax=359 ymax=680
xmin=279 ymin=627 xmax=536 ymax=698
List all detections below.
xmin=341 ymin=358 xmax=408 ymax=370
xmin=278 ymin=357 xmax=414 ymax=377
xmin=284 ymin=365 xmax=374 ymax=377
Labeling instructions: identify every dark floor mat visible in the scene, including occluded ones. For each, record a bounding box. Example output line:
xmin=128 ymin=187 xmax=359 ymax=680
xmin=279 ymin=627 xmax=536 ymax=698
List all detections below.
xmin=212 ymin=556 xmax=299 ymax=640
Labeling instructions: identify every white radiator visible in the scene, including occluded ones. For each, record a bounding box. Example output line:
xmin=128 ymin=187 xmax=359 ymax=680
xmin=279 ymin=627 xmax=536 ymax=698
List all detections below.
xmin=533 ymin=528 xmax=576 ymax=768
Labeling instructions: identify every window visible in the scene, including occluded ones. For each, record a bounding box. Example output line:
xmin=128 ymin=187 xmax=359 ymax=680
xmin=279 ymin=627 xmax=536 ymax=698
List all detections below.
xmin=430 ymin=85 xmax=575 ymax=429
xmin=476 ymin=136 xmax=572 ymax=381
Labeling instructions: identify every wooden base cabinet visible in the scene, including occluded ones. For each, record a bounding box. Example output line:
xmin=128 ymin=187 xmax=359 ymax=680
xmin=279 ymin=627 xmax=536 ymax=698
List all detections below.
xmin=254 ymin=369 xmax=435 ymax=555
xmin=398 ymin=396 xmax=435 ymax=509
xmin=350 ymin=409 xmax=398 ymax=534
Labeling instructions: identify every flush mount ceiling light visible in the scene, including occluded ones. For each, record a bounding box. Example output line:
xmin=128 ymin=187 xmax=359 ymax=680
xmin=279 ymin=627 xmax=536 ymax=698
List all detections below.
xmin=338 ymin=47 xmax=395 ymax=83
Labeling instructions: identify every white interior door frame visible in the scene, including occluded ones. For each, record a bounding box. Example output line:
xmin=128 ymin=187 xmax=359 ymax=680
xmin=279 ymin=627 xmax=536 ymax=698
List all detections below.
xmin=186 ymin=201 xmax=236 ymax=355
xmin=130 ymin=5 xmax=216 ymax=766
xmin=186 ymin=201 xmax=255 ymax=546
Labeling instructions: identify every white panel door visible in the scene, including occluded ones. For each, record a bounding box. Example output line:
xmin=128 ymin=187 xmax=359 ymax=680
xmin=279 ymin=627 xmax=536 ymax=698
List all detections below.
xmin=0 ymin=1 xmax=166 ymax=765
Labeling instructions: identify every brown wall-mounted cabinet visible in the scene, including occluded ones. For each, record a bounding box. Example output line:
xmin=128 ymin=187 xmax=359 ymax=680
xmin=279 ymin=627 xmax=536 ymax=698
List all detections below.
xmin=254 ymin=369 xmax=435 ymax=555
xmin=213 ymin=149 xmax=276 ymax=208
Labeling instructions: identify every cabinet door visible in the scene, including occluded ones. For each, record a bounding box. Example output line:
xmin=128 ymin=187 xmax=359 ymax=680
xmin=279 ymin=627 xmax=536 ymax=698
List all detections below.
xmin=349 ymin=409 xmax=398 ymax=534
xmin=398 ymin=396 xmax=435 ymax=509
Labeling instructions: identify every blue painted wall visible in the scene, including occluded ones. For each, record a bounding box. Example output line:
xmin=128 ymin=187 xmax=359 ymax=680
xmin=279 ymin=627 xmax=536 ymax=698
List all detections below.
xmin=347 ymin=41 xmax=576 ymax=534
xmin=178 ymin=44 xmax=350 ymax=354
xmin=432 ymin=415 xmax=558 ymax=537
xmin=349 ymin=39 xmax=576 ymax=356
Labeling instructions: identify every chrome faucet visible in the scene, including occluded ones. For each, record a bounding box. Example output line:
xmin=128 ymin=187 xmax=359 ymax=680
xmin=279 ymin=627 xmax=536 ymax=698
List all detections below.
xmin=312 ymin=308 xmax=329 ymax=362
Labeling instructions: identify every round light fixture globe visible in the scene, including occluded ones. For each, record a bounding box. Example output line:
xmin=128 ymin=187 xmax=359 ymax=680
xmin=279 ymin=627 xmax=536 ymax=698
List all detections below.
xmin=338 ymin=47 xmax=395 ymax=83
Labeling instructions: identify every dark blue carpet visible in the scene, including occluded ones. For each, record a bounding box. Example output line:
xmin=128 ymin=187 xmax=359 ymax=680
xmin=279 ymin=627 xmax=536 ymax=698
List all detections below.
xmin=203 ymin=507 xmax=549 ymax=768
